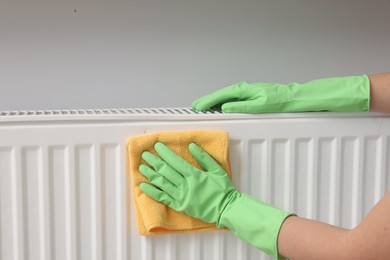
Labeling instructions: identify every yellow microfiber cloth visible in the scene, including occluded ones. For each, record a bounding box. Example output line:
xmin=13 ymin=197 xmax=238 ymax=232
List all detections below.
xmin=127 ymin=130 xmax=232 ymax=236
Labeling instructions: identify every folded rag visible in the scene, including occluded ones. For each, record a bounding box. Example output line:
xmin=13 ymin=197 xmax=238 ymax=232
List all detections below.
xmin=127 ymin=130 xmax=232 ymax=235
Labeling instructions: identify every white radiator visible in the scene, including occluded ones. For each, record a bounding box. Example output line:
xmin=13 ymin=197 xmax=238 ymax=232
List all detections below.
xmin=0 ymin=108 xmax=389 ymax=260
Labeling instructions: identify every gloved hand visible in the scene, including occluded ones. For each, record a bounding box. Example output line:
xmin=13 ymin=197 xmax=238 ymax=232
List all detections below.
xmin=139 ymin=142 xmax=293 ymax=260
xmin=139 ymin=142 xmax=238 ymax=223
xmin=192 ymin=75 xmax=370 ymax=113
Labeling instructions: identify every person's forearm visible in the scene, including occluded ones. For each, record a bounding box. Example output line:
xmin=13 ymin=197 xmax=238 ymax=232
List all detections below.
xmin=277 ymin=192 xmax=390 ymax=259
xmin=369 ymin=72 xmax=390 ymax=113
xmin=277 ymin=216 xmax=349 ymax=259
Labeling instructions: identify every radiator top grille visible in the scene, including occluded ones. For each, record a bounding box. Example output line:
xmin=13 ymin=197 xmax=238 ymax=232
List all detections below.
xmin=0 ymin=107 xmax=222 ymax=116
xmin=0 ymin=107 xmax=237 ymax=122
xmin=0 ymin=108 xmax=386 ymax=122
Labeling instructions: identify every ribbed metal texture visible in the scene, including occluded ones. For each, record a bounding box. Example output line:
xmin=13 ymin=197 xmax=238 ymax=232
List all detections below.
xmin=0 ymin=111 xmax=389 ymax=260
xmin=0 ymin=108 xmax=221 ymax=117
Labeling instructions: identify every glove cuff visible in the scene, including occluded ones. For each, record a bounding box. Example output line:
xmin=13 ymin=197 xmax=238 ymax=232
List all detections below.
xmin=291 ymin=74 xmax=370 ymax=112
xmin=218 ymin=193 xmax=294 ymax=260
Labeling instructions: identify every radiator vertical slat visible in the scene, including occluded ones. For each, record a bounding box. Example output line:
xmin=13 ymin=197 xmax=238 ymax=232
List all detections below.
xmin=0 ymin=148 xmax=14 ymax=260
xmin=41 ymin=146 xmax=51 ymax=260
xmin=74 ymin=145 xmax=96 ymax=260
xmin=362 ymin=137 xmax=380 ymax=217
xmin=165 ymin=234 xmax=177 ymax=260
xmin=247 ymin=139 xmax=265 ymax=260
xmin=284 ymin=139 xmax=293 ymax=213
xmin=262 ymin=139 xmax=272 ymax=208
xmin=249 ymin=140 xmax=267 ymax=201
xmin=287 ymin=139 xmax=296 ymax=214
xmin=128 ymin=161 xmax=141 ymax=260
xmin=153 ymin=231 xmax=165 ymax=259
xmin=259 ymin=139 xmax=273 ymax=260
xmin=91 ymin=145 xmax=103 ymax=260
xmin=141 ymin=236 xmax=153 ymax=260
xmin=212 ymin=231 xmax=226 ymax=260
xmin=66 ymin=146 xmax=77 ymax=260
xmin=99 ymin=145 xmax=108 ymax=260
xmin=117 ymin=144 xmax=127 ymax=260
xmin=178 ymin=234 xmax=196 ymax=260
xmin=306 ymin=138 xmax=318 ymax=220
xmin=246 ymin=139 xmax=274 ymax=260
xmin=247 ymin=139 xmax=264 ymax=260
xmin=226 ymin=140 xmax=244 ymax=260
xmin=294 ymin=138 xmax=312 ymax=216
xmin=49 ymin=146 xmax=69 ymax=260
xmin=329 ymin=138 xmax=341 ymax=226
xmin=100 ymin=144 xmax=121 ymax=260
xmin=0 ymin=150 xmax=4 ymax=260
xmin=374 ymin=137 xmax=386 ymax=202
xmin=351 ymin=137 xmax=364 ymax=228
xmin=21 ymin=147 xmax=43 ymax=260
xmin=229 ymin=140 xmax=243 ymax=193
xmin=239 ymin=140 xmax=250 ymax=194
xmin=376 ymin=137 xmax=387 ymax=201
xmin=271 ymin=139 xmax=289 ymax=210
xmin=340 ymin=137 xmax=358 ymax=229
xmin=189 ymin=233 xmax=201 ymax=260
xmin=21 ymin=147 xmax=31 ymax=260
xmin=317 ymin=138 xmax=336 ymax=223
xmin=12 ymin=147 xmax=23 ymax=260
xmin=202 ymin=230 xmax=215 ymax=260
xmin=236 ymin=140 xmax=249 ymax=260
xmin=38 ymin=147 xmax=47 ymax=260
xmin=225 ymin=232 xmax=237 ymax=260
xmin=0 ymin=151 xmax=3 ymax=260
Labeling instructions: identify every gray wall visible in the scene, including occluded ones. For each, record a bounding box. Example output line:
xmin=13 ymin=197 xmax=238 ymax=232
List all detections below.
xmin=1 ymin=0 xmax=389 ymax=111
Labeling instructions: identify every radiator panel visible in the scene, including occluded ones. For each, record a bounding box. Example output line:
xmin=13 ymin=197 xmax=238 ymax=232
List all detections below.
xmin=0 ymin=111 xmax=389 ymax=260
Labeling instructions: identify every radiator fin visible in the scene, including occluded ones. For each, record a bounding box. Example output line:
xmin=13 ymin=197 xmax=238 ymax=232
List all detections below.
xmin=49 ymin=145 xmax=70 ymax=260
xmin=340 ymin=137 xmax=358 ymax=228
xmin=294 ymin=138 xmax=313 ymax=217
xmin=0 ymin=148 xmax=15 ymax=260
xmin=75 ymin=145 xmax=96 ymax=260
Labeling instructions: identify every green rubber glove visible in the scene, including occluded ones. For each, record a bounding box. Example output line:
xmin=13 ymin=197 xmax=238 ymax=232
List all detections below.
xmin=139 ymin=142 xmax=293 ymax=259
xmin=192 ymin=75 xmax=370 ymax=113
